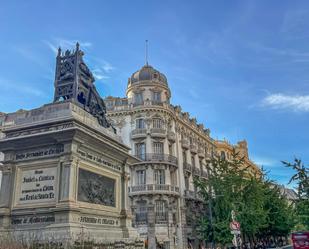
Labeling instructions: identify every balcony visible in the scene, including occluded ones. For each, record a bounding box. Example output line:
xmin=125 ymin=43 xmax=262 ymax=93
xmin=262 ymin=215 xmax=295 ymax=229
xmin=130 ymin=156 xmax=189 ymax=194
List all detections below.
xmin=167 ymin=131 xmax=176 ymax=142
xmin=129 ymin=184 xmax=180 ymax=196
xmin=135 ymin=153 xmax=177 ymax=166
xmin=183 ymin=163 xmax=192 ymax=172
xmin=131 ymin=128 xmax=147 ymax=139
xmin=181 ymin=139 xmax=189 ymax=149
xmin=150 ymin=128 xmax=166 ymax=137
xmin=190 ymin=144 xmax=198 ymax=154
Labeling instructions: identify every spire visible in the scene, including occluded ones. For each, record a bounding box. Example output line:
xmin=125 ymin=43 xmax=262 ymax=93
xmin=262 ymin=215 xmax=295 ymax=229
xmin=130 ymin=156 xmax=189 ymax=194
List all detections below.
xmin=145 ymin=39 xmax=149 ymax=66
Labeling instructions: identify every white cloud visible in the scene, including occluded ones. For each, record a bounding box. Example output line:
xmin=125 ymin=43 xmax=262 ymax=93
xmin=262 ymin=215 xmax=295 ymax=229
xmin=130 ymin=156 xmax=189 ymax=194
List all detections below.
xmin=92 ymin=69 xmax=109 ymax=81
xmin=261 ymin=93 xmax=309 ymax=112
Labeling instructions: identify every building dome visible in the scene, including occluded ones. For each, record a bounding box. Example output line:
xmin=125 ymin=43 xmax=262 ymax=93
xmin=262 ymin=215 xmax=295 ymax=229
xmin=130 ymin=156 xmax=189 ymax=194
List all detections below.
xmin=129 ymin=64 xmax=168 ymax=86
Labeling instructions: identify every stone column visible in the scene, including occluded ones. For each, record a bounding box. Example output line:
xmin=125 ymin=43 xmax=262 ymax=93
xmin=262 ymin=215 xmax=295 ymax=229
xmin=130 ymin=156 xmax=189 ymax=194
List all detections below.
xmin=0 ymin=164 xmax=14 ymax=228
xmin=58 ymin=158 xmax=78 ymax=204
xmin=147 ymin=202 xmax=156 ymax=249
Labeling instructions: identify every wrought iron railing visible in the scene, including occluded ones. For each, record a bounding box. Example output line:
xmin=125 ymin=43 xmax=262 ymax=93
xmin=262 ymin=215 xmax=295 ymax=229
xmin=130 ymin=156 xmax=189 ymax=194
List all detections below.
xmin=129 ymin=184 xmax=180 ymax=194
xmin=135 ymin=153 xmax=177 ymax=165
xmin=150 ymin=128 xmax=166 ymax=134
xmin=131 ymin=128 xmax=147 ymax=136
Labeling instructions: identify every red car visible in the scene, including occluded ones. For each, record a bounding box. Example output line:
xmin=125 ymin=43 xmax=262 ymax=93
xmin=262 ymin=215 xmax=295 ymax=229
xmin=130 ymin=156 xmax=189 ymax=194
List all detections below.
xmin=292 ymin=232 xmax=309 ymax=249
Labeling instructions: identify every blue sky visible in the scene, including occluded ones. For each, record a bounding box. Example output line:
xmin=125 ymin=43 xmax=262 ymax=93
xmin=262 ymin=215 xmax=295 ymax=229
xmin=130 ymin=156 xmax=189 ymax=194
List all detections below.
xmin=0 ymin=0 xmax=308 ymax=186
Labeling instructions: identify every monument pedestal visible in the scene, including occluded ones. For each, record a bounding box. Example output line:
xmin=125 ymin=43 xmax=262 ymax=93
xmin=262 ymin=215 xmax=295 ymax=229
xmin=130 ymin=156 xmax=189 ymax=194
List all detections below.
xmin=0 ymin=101 xmax=142 ymax=247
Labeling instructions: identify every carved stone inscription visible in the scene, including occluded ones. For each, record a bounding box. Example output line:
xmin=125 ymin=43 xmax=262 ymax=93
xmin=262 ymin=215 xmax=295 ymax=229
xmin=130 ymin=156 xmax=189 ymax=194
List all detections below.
xmin=78 ymin=168 xmax=115 ymax=207
xmin=16 ymin=145 xmax=64 ymax=161
xmin=12 ymin=214 xmax=55 ymax=225
xmin=19 ymin=167 xmax=57 ymax=204
xmin=80 ymin=216 xmax=119 ymax=226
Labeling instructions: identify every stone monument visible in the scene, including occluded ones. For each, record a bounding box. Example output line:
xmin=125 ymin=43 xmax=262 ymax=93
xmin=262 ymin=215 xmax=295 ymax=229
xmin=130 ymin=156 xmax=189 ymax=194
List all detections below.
xmin=0 ymin=44 xmax=142 ymax=248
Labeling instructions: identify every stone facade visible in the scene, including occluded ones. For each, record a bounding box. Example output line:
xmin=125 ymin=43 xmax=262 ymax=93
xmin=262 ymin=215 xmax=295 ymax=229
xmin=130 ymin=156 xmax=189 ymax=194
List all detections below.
xmin=105 ymin=64 xmax=216 ymax=249
xmin=0 ymin=45 xmax=143 ymax=248
xmin=215 ymin=140 xmax=261 ymax=177
xmin=105 ymin=64 xmax=261 ymax=249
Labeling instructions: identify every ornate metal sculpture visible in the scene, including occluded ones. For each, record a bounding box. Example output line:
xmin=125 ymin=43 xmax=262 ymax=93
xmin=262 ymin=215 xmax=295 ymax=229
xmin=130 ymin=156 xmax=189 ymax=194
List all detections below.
xmin=54 ymin=43 xmax=114 ymax=131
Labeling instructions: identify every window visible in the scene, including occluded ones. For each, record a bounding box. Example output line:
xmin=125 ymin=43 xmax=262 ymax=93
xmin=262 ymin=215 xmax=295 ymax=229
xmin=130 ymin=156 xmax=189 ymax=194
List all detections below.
xmin=199 ymin=160 xmax=203 ymax=171
xmin=153 ymin=92 xmax=161 ymax=102
xmin=220 ymin=151 xmax=226 ymax=160
xmin=152 ymin=118 xmax=163 ymax=129
xmin=136 ymin=118 xmax=145 ymax=129
xmin=171 ymin=171 xmax=177 ymax=185
xmin=185 ymin=176 xmax=189 ymax=190
xmin=183 ymin=150 xmax=187 ymax=163
xmin=169 ymin=144 xmax=173 ymax=156
xmin=135 ymin=143 xmax=146 ymax=160
xmin=191 ymin=156 xmax=195 ymax=167
xmin=136 ymin=170 xmax=146 ymax=185
xmin=136 ymin=201 xmax=147 ymax=224
xmin=155 ymin=200 xmax=167 ymax=221
xmin=153 ymin=142 xmax=163 ymax=154
xmin=135 ymin=92 xmax=143 ymax=104
xmin=154 ymin=169 xmax=165 ymax=184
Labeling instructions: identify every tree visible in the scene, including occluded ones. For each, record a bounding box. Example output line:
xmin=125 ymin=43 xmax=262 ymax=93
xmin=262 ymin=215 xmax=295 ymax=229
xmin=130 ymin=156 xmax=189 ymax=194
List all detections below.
xmin=282 ymin=158 xmax=309 ymax=230
xmin=194 ymin=151 xmax=297 ymax=247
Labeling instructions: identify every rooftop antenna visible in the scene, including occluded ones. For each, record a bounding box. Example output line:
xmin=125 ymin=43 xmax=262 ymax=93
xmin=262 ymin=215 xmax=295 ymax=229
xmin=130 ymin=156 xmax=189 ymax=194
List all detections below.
xmin=145 ymin=40 xmax=149 ymax=65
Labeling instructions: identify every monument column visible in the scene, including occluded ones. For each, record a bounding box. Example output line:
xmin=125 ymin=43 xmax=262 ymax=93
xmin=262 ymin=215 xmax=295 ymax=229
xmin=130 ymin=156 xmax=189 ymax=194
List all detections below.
xmin=59 ymin=157 xmax=78 ymax=204
xmin=0 ymin=164 xmax=14 ymax=228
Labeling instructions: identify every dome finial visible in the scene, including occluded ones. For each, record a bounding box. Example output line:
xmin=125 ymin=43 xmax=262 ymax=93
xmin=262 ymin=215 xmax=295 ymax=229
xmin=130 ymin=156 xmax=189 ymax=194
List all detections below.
xmin=145 ymin=39 xmax=149 ymax=66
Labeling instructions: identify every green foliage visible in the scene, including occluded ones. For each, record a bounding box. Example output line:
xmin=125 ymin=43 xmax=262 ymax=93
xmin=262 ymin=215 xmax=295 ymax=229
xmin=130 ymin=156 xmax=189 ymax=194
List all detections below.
xmin=194 ymin=151 xmax=296 ymax=246
xmin=282 ymin=158 xmax=309 ymax=230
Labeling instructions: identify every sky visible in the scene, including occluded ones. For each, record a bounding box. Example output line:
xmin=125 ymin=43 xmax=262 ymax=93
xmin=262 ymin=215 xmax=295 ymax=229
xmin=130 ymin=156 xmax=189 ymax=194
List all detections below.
xmin=0 ymin=0 xmax=308 ymax=187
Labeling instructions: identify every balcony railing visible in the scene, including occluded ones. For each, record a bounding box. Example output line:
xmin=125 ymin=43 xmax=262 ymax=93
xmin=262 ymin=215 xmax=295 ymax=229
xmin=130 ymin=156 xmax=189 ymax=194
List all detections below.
xmin=150 ymin=128 xmax=166 ymax=136
xmin=135 ymin=153 xmax=177 ymax=165
xmin=183 ymin=163 xmax=192 ymax=172
xmin=135 ymin=213 xmax=148 ymax=225
xmin=129 ymin=184 xmax=180 ymax=195
xmin=155 ymin=212 xmax=168 ymax=224
xmin=131 ymin=128 xmax=147 ymax=138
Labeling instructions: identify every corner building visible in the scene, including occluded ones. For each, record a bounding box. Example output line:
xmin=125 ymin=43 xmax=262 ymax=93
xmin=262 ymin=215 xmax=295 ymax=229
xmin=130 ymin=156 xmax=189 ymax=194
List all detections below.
xmin=105 ymin=64 xmax=217 ymax=249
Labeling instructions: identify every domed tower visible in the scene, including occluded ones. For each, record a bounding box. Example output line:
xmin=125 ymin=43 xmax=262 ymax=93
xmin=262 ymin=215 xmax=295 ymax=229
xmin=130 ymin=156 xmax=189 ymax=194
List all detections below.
xmin=126 ymin=64 xmax=171 ymax=106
